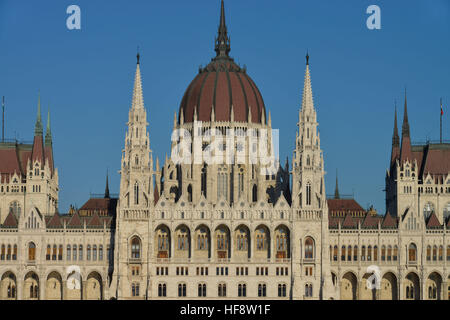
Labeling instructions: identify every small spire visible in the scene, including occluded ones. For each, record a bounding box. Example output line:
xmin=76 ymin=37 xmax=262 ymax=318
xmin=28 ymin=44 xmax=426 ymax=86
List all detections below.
xmin=334 ymin=169 xmax=340 ymax=199
xmin=104 ymin=169 xmax=110 ymax=198
xmin=306 ymin=50 xmax=309 ymax=65
xmin=35 ymin=91 xmax=43 ymax=136
xmin=214 ymin=0 xmax=231 ymax=58
xmin=392 ymin=101 xmax=399 ymax=147
xmin=402 ymin=88 xmax=410 ymax=137
xmin=45 ymin=107 xmax=52 ymax=146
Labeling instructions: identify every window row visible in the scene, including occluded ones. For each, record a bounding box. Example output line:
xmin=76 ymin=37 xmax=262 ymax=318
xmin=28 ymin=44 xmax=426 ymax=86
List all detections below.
xmin=156 ymin=283 xmax=290 ymax=298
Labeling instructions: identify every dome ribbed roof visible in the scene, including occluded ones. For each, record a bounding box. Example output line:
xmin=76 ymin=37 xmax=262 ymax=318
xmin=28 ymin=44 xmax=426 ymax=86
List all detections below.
xmin=178 ymin=0 xmax=266 ymax=125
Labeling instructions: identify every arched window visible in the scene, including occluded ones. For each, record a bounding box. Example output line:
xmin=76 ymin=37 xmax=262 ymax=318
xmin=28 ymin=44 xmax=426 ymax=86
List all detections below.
xmin=13 ymin=245 xmax=17 ymax=260
xmin=408 ymin=243 xmax=417 ymax=262
xmin=187 ymin=185 xmax=192 ymax=202
xmin=99 ymin=245 xmax=103 ymax=261
xmin=333 ymin=245 xmax=338 ymax=261
xmin=238 ymin=283 xmax=247 ymax=297
xmin=438 ymin=245 xmax=443 ymax=261
xmin=367 ymin=245 xmax=372 ymax=261
xmin=361 ymin=246 xmax=366 ymax=261
xmin=258 ymin=283 xmax=267 ymax=297
xmin=305 ymin=283 xmax=313 ymax=297
xmin=73 ymin=245 xmax=77 ymax=261
xmin=373 ymin=245 xmax=378 ymax=261
xmin=347 ymin=245 xmax=352 ymax=261
xmin=178 ymin=283 xmax=187 ymax=297
xmin=306 ymin=182 xmax=311 ymax=205
xmin=341 ymin=245 xmax=346 ymax=261
xmin=201 ymin=164 xmax=207 ymax=197
xmin=28 ymin=242 xmax=36 ymax=261
xmin=256 ymin=228 xmax=268 ymax=251
xmin=131 ymin=237 xmax=141 ymax=259
xmin=198 ymin=283 xmax=207 ymax=297
xmin=87 ymin=245 xmax=91 ymax=261
xmin=252 ymin=185 xmax=257 ymax=202
xmin=58 ymin=245 xmax=63 ymax=260
xmin=218 ymin=283 xmax=227 ymax=297
xmin=158 ymin=283 xmax=167 ymax=297
xmin=278 ymin=283 xmax=287 ymax=297
xmin=67 ymin=245 xmax=71 ymax=261
xmin=353 ymin=246 xmax=358 ymax=261
xmin=305 ymin=237 xmax=314 ymax=259
xmin=131 ymin=283 xmax=140 ymax=297
xmin=426 ymin=245 xmax=431 ymax=261
xmin=236 ymin=228 xmax=248 ymax=251
xmin=79 ymin=245 xmax=83 ymax=261
xmin=381 ymin=245 xmax=386 ymax=261
xmin=134 ymin=182 xmax=139 ymax=205
xmin=93 ymin=245 xmax=97 ymax=261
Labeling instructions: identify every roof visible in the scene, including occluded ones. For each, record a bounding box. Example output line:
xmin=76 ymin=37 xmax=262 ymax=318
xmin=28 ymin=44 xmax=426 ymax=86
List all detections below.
xmin=179 ymin=60 xmax=266 ymax=124
xmin=178 ymin=0 xmax=266 ymax=125
xmin=381 ymin=212 xmax=398 ymax=229
xmin=2 ymin=211 xmax=18 ymax=228
xmin=327 ymin=198 xmax=366 ymax=217
xmin=408 ymin=143 xmax=450 ymax=178
xmin=0 ymin=142 xmax=33 ymax=182
xmin=79 ymin=197 xmax=117 ymax=216
xmin=426 ymin=212 xmax=442 ymax=229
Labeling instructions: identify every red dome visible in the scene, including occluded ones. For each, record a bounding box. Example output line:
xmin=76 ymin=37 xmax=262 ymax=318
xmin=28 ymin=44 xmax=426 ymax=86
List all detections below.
xmin=179 ymin=58 xmax=266 ymax=124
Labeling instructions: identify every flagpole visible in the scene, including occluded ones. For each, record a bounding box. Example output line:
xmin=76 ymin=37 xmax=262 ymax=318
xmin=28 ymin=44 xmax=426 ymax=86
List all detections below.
xmin=440 ymin=98 xmax=443 ymax=144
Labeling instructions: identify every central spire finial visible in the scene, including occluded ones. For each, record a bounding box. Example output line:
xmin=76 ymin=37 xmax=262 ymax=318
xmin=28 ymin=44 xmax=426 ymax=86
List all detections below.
xmin=306 ymin=51 xmax=309 ymax=65
xmin=137 ymin=46 xmax=140 ymax=65
xmin=214 ymin=0 xmax=231 ymax=58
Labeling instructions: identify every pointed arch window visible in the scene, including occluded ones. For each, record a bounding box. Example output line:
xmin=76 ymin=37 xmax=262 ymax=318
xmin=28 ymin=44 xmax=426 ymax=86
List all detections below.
xmin=131 ymin=236 xmax=141 ymax=259
xmin=305 ymin=237 xmax=314 ymax=259
xmin=134 ymin=182 xmax=139 ymax=205
xmin=306 ymin=182 xmax=311 ymax=205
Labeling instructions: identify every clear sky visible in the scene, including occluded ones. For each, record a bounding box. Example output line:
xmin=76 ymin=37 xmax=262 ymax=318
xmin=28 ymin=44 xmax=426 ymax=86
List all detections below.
xmin=0 ymin=0 xmax=449 ymax=213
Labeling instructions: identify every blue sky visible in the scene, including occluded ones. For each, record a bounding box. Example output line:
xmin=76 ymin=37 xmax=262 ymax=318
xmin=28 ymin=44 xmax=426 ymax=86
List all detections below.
xmin=0 ymin=0 xmax=449 ymax=213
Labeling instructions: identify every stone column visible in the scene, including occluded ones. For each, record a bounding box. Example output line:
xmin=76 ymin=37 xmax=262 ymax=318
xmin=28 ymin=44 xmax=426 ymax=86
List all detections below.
xmin=16 ymin=278 xmax=23 ymax=300
xmin=82 ymin=280 xmax=87 ymax=300
xmin=62 ymin=280 xmax=67 ymax=300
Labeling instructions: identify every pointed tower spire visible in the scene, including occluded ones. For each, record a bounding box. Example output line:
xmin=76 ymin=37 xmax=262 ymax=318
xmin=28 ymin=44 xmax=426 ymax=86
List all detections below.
xmin=105 ymin=169 xmax=110 ymax=198
xmin=390 ymin=102 xmax=400 ymax=167
xmin=301 ymin=52 xmax=314 ymax=112
xmin=402 ymin=89 xmax=410 ymax=137
xmin=35 ymin=92 xmax=43 ymax=136
xmin=132 ymin=53 xmax=144 ymax=110
xmin=45 ymin=108 xmax=52 ymax=146
xmin=214 ymin=0 xmax=231 ymax=58
xmin=392 ymin=102 xmax=399 ymax=146
xmin=400 ymin=89 xmax=412 ymax=162
xmin=334 ymin=169 xmax=340 ymax=199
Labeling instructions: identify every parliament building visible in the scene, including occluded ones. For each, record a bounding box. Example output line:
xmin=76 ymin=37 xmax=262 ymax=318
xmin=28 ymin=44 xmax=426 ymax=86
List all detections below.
xmin=0 ymin=1 xmax=449 ymax=300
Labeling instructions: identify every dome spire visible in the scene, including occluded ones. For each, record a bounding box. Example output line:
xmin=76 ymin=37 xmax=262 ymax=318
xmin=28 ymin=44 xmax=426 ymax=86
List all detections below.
xmin=214 ymin=0 xmax=231 ymax=58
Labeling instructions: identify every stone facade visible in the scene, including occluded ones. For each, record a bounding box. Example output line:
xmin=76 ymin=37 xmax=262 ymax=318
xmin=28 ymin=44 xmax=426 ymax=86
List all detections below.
xmin=0 ymin=0 xmax=449 ymax=300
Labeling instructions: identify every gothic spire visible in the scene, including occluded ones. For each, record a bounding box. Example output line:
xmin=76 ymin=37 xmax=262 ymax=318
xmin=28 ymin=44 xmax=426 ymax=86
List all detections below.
xmin=400 ymin=89 xmax=412 ymax=162
xmin=35 ymin=92 xmax=43 ymax=136
xmin=105 ymin=169 xmax=110 ymax=199
xmin=392 ymin=102 xmax=399 ymax=147
xmin=214 ymin=0 xmax=231 ymax=58
xmin=401 ymin=89 xmax=410 ymax=137
xmin=45 ymin=107 xmax=52 ymax=146
xmin=334 ymin=169 xmax=340 ymax=199
xmin=132 ymin=54 xmax=144 ymax=109
xmin=301 ymin=53 xmax=314 ymax=112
